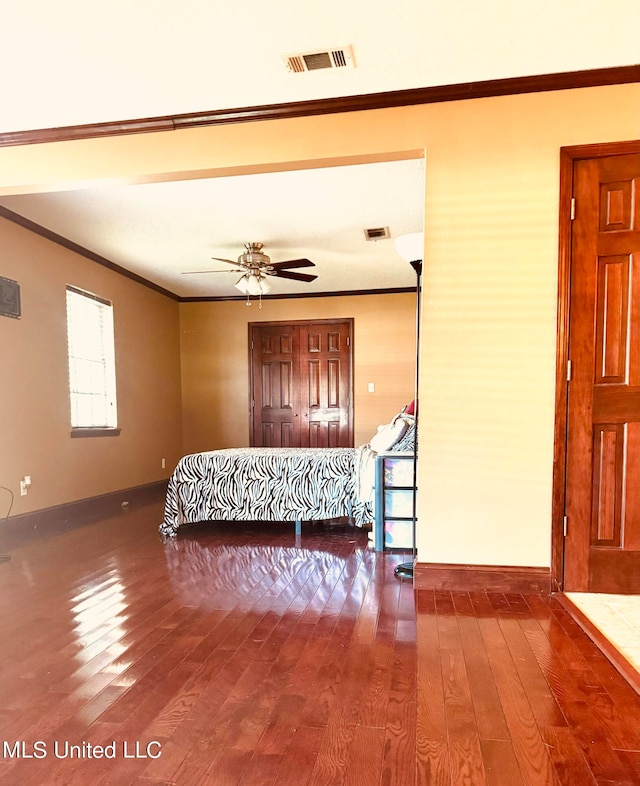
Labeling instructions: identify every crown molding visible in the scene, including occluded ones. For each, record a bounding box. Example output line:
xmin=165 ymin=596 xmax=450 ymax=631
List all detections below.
xmin=1 ymin=65 xmax=638 ymax=148
xmin=2 ymin=66 xmax=638 ymax=302
xmin=0 ymin=205 xmax=416 ymax=302
xmin=179 ymin=287 xmax=416 ymax=303
xmin=0 ymin=205 xmax=180 ymax=300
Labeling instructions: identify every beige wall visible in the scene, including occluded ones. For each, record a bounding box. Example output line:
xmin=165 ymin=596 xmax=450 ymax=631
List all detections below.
xmin=0 ymin=217 xmax=183 ymax=516
xmin=417 ymin=88 xmax=637 ymax=567
xmin=1 ymin=83 xmax=638 ymax=568
xmin=180 ymin=293 xmax=416 ymax=454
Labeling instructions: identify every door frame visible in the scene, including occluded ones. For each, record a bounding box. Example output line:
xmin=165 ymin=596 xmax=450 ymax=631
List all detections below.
xmin=248 ymin=317 xmax=354 ymax=447
xmin=551 ymin=139 xmax=640 ymax=592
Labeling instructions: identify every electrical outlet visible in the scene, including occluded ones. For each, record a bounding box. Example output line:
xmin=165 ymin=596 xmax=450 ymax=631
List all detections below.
xmin=161 ymin=458 xmax=166 ymax=469
xmin=20 ymin=475 xmax=32 ymax=496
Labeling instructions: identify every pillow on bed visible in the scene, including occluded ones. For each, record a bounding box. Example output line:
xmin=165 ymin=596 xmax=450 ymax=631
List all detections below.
xmin=391 ymin=418 xmax=415 ymax=452
xmin=369 ymin=416 xmax=409 ymax=453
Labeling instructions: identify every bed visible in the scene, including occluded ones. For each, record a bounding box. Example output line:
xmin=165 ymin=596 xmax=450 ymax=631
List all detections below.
xmin=159 ymin=408 xmax=415 ymax=538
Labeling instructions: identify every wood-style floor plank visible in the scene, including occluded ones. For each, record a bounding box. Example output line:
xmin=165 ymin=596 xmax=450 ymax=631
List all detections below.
xmin=471 ymin=596 xmax=560 ymax=785
xmin=0 ymin=503 xmax=639 ymax=785
xmin=435 ymin=592 xmax=488 ymax=786
xmin=415 ymin=590 xmax=450 ymax=785
xmin=452 ymin=592 xmax=512 ymax=743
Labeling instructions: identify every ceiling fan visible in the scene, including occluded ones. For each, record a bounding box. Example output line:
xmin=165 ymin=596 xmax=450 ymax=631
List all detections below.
xmin=182 ymin=242 xmax=317 ymax=301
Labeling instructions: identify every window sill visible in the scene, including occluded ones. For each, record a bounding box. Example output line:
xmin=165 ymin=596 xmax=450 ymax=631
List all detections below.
xmin=70 ymin=428 xmax=121 ymax=438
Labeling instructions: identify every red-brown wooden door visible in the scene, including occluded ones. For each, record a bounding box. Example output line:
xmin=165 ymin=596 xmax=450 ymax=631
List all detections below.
xmin=564 ymin=152 xmax=640 ymax=592
xmin=298 ymin=322 xmax=352 ymax=447
xmin=250 ymin=323 xmax=301 ymax=447
xmin=250 ymin=320 xmax=353 ymax=448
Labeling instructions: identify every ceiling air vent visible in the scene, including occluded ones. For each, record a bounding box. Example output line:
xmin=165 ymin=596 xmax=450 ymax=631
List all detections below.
xmin=285 ymin=46 xmax=355 ymax=74
xmin=363 ymin=226 xmax=390 ymax=241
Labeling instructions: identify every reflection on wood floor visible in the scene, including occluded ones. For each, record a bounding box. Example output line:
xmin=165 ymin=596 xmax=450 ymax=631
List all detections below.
xmin=0 ymin=501 xmax=638 ymax=785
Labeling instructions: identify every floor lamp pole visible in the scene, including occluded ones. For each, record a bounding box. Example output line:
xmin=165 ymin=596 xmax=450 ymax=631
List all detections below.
xmin=394 ymin=258 xmax=422 ymax=580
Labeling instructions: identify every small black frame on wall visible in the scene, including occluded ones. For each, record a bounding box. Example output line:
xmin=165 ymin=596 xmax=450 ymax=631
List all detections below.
xmin=0 ymin=276 xmax=21 ymax=319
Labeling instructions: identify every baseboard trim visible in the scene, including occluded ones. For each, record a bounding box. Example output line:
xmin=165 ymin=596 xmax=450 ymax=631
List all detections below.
xmin=556 ymin=593 xmax=640 ymax=696
xmin=414 ymin=562 xmax=551 ymax=594
xmin=0 ymin=480 xmax=168 ymax=550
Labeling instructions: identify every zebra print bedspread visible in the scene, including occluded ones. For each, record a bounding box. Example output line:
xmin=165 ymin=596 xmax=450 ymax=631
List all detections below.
xmin=159 ymin=446 xmax=374 ymax=537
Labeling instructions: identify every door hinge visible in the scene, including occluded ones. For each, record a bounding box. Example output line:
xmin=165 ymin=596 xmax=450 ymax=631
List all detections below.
xmin=570 ymin=197 xmax=576 ymax=220
xmin=567 ymin=359 xmax=572 ymax=382
xmin=563 ymin=515 xmax=568 ymax=537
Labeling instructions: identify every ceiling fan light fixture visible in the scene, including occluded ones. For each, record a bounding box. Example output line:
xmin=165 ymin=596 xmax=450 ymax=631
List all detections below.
xmin=234 ymin=272 xmax=271 ymax=296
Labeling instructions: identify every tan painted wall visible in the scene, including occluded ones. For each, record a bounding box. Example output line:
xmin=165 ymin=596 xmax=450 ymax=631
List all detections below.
xmin=417 ymin=88 xmax=638 ymax=568
xmin=180 ymin=293 xmax=416 ymax=455
xmin=1 ymin=83 xmax=638 ymax=568
xmin=0 ymin=217 xmax=183 ymax=516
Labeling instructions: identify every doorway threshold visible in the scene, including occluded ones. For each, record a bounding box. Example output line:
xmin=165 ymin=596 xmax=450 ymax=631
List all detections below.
xmin=558 ymin=592 xmax=640 ymax=695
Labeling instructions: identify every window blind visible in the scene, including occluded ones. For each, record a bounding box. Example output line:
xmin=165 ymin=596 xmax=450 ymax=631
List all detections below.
xmin=66 ymin=286 xmax=117 ymax=429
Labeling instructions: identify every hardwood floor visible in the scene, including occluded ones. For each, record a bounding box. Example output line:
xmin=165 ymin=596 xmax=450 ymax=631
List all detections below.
xmin=0 ymin=500 xmax=638 ymax=785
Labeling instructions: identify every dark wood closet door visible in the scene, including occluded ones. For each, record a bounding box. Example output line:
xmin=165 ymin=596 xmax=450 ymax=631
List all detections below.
xmin=250 ymin=320 xmax=353 ymax=448
xmin=250 ymin=323 xmax=300 ymax=447
xmin=299 ymin=322 xmax=352 ymax=447
xmin=564 ymin=152 xmax=640 ymax=592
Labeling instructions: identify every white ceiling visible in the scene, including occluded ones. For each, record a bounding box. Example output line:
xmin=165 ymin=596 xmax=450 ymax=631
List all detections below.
xmin=2 ymin=0 xmax=638 ymax=133
xmin=1 ymin=0 xmax=638 ymax=298
xmin=0 ymin=160 xmax=427 ymax=297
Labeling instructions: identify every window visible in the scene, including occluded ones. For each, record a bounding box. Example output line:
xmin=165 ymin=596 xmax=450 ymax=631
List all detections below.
xmin=66 ymin=286 xmax=119 ymax=435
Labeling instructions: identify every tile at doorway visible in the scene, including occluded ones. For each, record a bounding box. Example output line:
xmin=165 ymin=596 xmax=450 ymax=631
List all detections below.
xmin=565 ymin=592 xmax=640 ymax=672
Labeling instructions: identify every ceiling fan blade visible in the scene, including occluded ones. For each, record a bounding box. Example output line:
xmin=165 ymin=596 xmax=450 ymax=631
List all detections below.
xmin=210 ymin=256 xmax=240 ymax=265
xmin=181 ymin=268 xmax=244 ymax=274
xmin=269 ymin=258 xmax=314 ymax=271
xmin=270 ymin=270 xmax=318 ymax=283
